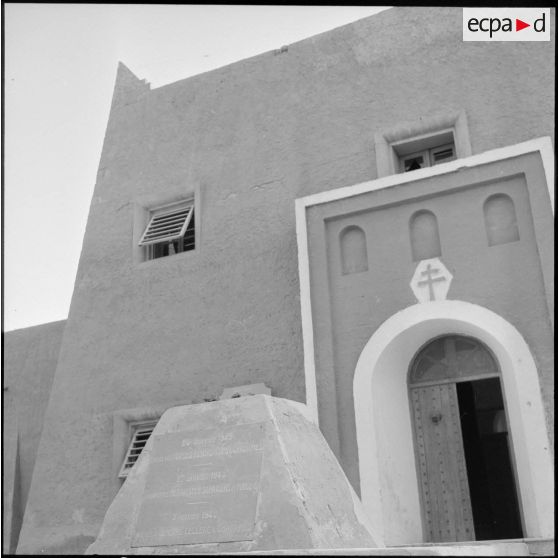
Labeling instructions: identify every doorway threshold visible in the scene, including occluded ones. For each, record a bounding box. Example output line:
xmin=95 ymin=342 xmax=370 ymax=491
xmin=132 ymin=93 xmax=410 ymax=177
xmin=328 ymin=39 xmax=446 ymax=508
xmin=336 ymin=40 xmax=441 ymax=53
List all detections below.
xmin=224 ymin=537 xmax=553 ymax=556
xmin=396 ymin=537 xmax=553 ymax=556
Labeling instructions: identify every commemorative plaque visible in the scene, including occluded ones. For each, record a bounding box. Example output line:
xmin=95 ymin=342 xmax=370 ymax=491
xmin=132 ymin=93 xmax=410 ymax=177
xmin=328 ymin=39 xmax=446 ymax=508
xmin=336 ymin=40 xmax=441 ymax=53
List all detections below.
xmin=132 ymin=422 xmax=265 ymax=547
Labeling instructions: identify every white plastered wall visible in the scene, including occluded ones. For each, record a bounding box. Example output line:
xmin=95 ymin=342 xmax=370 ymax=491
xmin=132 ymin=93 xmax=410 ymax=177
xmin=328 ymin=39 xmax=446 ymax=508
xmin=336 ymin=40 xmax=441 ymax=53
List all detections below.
xmin=353 ymin=300 xmax=554 ymax=546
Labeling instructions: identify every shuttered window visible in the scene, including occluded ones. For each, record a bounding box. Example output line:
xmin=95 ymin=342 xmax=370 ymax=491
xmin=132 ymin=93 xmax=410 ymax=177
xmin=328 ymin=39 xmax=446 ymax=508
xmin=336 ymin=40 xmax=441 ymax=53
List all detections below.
xmin=431 ymin=143 xmax=456 ymax=165
xmin=118 ymin=422 xmax=157 ymax=479
xmin=391 ymin=129 xmax=457 ymax=174
xmin=401 ymin=143 xmax=456 ymax=173
xmin=139 ymin=200 xmax=195 ymax=260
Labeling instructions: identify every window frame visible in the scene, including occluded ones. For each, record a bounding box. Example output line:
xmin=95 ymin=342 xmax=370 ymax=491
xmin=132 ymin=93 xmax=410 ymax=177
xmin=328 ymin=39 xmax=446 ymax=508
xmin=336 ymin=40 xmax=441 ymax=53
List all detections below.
xmin=374 ymin=110 xmax=472 ymax=178
xmin=139 ymin=199 xmax=195 ymax=260
xmin=133 ymin=189 xmax=200 ymax=265
xmin=399 ymin=142 xmax=457 ymax=173
xmin=113 ymin=401 xmax=190 ymax=486
xmin=118 ymin=420 xmax=158 ymax=479
xmin=430 ymin=143 xmax=457 ymax=166
xmin=139 ymin=200 xmax=194 ymax=246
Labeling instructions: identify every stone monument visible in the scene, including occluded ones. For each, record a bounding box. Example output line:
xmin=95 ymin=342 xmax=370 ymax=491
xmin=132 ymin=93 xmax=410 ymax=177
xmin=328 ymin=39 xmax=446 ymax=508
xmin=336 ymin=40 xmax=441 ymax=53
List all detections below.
xmin=86 ymin=395 xmax=377 ymax=554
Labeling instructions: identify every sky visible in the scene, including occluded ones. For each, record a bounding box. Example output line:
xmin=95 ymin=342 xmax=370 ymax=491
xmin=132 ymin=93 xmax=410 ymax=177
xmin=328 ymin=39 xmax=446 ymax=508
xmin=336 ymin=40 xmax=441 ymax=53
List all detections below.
xmin=2 ymin=4 xmax=391 ymax=331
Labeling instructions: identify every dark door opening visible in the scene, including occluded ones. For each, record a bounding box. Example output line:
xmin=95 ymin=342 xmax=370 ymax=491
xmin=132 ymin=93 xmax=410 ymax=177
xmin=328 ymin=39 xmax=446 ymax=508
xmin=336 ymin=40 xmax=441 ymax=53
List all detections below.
xmin=456 ymin=378 xmax=523 ymax=540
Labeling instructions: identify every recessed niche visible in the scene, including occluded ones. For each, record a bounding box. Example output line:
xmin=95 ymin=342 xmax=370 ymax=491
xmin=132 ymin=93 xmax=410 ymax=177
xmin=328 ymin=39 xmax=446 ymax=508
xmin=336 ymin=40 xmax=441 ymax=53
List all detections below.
xmin=340 ymin=226 xmax=368 ymax=275
xmin=410 ymin=210 xmax=441 ymax=261
xmin=484 ymin=194 xmax=520 ymax=246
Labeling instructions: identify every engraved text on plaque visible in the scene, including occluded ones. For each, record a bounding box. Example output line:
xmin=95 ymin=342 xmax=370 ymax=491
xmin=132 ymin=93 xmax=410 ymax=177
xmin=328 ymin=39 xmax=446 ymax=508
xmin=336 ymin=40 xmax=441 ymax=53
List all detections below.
xmin=132 ymin=422 xmax=265 ymax=547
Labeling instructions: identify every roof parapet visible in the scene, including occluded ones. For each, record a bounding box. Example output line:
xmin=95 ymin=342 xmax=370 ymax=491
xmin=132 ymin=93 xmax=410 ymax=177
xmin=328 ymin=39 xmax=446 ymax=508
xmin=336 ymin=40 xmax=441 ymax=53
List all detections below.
xmin=110 ymin=62 xmax=151 ymax=109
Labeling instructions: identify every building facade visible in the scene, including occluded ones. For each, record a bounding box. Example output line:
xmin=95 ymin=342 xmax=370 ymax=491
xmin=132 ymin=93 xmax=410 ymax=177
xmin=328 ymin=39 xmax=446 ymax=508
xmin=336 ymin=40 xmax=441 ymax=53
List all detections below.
xmin=4 ymin=7 xmax=554 ymax=554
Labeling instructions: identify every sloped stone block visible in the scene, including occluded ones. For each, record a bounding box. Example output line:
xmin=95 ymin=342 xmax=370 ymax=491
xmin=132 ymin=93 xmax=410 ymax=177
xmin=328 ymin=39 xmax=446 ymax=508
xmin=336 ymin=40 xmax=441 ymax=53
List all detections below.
xmin=86 ymin=395 xmax=377 ymax=554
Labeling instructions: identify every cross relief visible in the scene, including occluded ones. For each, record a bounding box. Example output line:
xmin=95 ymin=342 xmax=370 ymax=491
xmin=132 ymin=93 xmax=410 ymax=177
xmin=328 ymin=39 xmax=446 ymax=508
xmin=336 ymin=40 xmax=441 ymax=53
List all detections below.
xmin=410 ymin=258 xmax=453 ymax=303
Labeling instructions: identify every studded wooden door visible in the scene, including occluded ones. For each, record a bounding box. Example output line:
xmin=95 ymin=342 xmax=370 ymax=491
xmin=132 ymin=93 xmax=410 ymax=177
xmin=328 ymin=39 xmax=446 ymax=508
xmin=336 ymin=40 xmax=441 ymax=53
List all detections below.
xmin=411 ymin=383 xmax=475 ymax=543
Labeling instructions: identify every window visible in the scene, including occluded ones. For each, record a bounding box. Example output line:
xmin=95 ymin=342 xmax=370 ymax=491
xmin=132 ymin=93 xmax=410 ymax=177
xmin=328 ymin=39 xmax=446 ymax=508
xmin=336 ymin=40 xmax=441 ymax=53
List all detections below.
xmin=118 ymin=421 xmax=157 ymax=479
xmin=374 ymin=110 xmax=471 ymax=177
xmin=393 ymin=130 xmax=456 ymax=173
xmin=409 ymin=335 xmax=498 ymax=385
xmin=139 ymin=200 xmax=195 ymax=260
xmin=400 ymin=143 xmax=456 ymax=172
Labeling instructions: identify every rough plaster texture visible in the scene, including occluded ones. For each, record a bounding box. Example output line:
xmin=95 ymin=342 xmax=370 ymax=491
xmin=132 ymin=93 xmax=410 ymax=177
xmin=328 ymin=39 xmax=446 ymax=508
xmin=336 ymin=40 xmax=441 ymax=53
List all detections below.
xmin=16 ymin=6 xmax=554 ymax=554
xmin=86 ymin=396 xmax=377 ymax=554
xmin=3 ymin=320 xmax=66 ymax=553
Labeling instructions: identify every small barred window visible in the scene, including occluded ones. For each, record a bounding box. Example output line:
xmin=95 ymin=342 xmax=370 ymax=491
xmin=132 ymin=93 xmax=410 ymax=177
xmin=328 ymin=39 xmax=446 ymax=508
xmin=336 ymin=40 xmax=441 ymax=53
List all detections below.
xmin=118 ymin=422 xmax=157 ymax=479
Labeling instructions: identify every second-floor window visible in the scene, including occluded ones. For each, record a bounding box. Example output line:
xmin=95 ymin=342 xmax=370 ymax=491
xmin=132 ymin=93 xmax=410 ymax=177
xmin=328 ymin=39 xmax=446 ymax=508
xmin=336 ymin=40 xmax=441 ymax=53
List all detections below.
xmin=138 ymin=200 xmax=195 ymax=260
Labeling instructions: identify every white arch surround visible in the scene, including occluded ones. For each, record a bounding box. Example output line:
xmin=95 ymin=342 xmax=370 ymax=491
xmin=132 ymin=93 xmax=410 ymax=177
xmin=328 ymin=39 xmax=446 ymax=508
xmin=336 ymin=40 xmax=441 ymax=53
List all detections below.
xmin=353 ymin=300 xmax=553 ymax=547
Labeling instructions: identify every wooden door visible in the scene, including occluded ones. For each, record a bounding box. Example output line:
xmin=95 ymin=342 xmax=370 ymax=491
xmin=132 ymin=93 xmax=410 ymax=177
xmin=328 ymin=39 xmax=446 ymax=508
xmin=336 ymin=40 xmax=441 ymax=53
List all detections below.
xmin=411 ymin=383 xmax=475 ymax=543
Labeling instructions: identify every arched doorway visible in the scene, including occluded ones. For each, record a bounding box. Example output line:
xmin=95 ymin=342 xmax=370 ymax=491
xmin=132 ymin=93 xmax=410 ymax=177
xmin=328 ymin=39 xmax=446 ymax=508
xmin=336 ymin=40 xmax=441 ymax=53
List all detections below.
xmin=353 ymin=301 xmax=553 ymax=547
xmin=408 ymin=335 xmax=523 ymax=543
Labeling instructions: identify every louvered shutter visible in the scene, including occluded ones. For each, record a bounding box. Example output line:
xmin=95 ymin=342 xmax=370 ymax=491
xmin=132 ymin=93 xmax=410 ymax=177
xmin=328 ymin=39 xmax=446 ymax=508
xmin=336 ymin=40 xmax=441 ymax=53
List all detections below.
xmin=118 ymin=423 xmax=156 ymax=478
xmin=139 ymin=203 xmax=193 ymax=246
xmin=431 ymin=143 xmax=456 ymax=165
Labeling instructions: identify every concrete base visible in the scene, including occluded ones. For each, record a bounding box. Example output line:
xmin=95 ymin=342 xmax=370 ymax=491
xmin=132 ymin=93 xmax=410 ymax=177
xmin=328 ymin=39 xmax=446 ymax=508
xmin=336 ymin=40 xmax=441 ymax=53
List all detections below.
xmin=224 ymin=538 xmax=554 ymax=555
xmin=87 ymin=396 xmax=377 ymax=554
xmin=522 ymin=538 xmax=555 ymax=556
